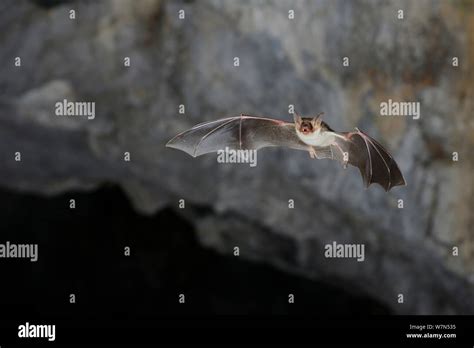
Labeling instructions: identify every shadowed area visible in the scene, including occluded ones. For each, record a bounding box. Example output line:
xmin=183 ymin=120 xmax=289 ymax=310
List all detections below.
xmin=0 ymin=185 xmax=390 ymax=319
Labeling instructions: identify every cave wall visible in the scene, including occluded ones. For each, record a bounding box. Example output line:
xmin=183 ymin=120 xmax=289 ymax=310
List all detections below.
xmin=0 ymin=0 xmax=473 ymax=314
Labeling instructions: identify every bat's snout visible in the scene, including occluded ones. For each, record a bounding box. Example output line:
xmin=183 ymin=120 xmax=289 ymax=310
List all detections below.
xmin=298 ymin=120 xmax=315 ymax=135
xmin=301 ymin=126 xmax=311 ymax=135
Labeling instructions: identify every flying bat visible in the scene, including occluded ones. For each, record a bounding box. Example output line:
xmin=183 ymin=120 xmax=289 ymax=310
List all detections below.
xmin=166 ymin=113 xmax=406 ymax=191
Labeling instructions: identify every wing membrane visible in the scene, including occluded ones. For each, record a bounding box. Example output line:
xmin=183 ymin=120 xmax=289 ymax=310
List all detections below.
xmin=166 ymin=115 xmax=308 ymax=157
xmin=328 ymin=129 xmax=406 ymax=191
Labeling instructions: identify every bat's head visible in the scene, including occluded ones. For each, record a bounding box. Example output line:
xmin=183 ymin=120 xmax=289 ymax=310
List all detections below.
xmin=293 ymin=112 xmax=324 ymax=135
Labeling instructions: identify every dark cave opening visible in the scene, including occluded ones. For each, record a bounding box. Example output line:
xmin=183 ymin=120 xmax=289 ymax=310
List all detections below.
xmin=0 ymin=184 xmax=391 ymax=321
xmin=30 ymin=0 xmax=73 ymax=9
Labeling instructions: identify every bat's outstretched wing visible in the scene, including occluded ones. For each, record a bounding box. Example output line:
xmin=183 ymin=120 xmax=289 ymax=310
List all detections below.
xmin=167 ymin=116 xmax=406 ymax=191
xmin=315 ymin=128 xmax=406 ymax=191
xmin=166 ymin=115 xmax=308 ymax=157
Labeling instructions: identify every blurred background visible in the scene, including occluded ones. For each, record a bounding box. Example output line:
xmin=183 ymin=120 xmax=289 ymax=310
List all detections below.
xmin=0 ymin=0 xmax=473 ymax=319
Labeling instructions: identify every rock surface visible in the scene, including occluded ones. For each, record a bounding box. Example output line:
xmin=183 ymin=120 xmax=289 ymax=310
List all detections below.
xmin=0 ymin=0 xmax=473 ymax=314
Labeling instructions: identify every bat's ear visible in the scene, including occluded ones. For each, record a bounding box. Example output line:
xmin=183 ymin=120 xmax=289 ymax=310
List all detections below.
xmin=293 ymin=111 xmax=302 ymax=125
xmin=311 ymin=112 xmax=324 ymax=127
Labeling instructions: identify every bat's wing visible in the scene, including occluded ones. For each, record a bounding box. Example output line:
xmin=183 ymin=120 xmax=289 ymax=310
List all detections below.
xmin=314 ymin=128 xmax=406 ymax=191
xmin=166 ymin=115 xmax=309 ymax=157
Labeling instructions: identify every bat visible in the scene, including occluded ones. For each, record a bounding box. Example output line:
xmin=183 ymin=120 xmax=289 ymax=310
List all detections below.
xmin=166 ymin=113 xmax=406 ymax=191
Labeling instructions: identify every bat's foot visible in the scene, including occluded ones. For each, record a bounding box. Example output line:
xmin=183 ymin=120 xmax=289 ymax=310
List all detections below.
xmin=308 ymin=147 xmax=317 ymax=159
